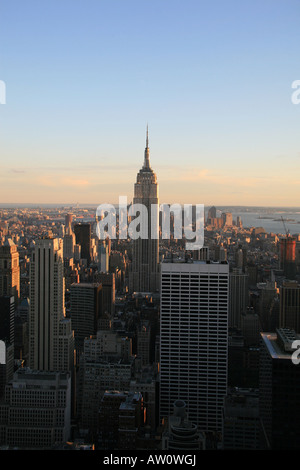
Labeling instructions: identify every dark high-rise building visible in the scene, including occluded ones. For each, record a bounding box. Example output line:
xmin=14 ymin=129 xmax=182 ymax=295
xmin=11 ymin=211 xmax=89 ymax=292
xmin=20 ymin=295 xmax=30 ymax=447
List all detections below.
xmin=259 ymin=328 xmax=300 ymax=449
xmin=246 ymin=263 xmax=258 ymax=288
xmin=74 ymin=223 xmax=91 ymax=264
xmin=0 ymin=295 xmax=15 ymax=345
xmin=279 ymin=281 xmax=300 ymax=333
xmin=118 ymin=392 xmax=144 ymax=450
xmin=99 ymin=391 xmax=144 ymax=450
xmin=257 ymin=280 xmax=278 ymax=331
xmin=222 ymin=388 xmax=261 ymax=449
xmin=207 ymin=206 xmax=217 ymax=221
xmin=240 ymin=307 xmax=261 ymax=347
xmin=14 ymin=315 xmax=29 ymax=362
xmin=99 ymin=390 xmax=128 ymax=449
xmin=0 ymin=295 xmax=15 ymax=399
xmin=229 ymin=268 xmax=249 ymax=329
xmin=129 ymin=127 xmax=159 ymax=293
xmin=93 ymin=272 xmax=115 ymax=317
xmin=70 ymin=282 xmax=102 ymax=356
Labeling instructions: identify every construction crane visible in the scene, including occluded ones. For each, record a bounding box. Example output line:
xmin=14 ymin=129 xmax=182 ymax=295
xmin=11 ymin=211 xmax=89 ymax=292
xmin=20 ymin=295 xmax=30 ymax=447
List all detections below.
xmin=281 ymin=216 xmax=290 ymax=237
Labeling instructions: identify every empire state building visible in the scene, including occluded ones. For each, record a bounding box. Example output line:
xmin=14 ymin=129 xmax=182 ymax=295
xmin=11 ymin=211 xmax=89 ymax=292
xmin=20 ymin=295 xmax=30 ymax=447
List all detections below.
xmin=129 ymin=127 xmax=160 ymax=293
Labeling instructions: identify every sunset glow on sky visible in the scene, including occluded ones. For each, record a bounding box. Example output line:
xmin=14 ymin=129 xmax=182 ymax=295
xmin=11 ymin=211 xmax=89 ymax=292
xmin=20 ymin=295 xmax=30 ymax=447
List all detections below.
xmin=0 ymin=0 xmax=299 ymax=206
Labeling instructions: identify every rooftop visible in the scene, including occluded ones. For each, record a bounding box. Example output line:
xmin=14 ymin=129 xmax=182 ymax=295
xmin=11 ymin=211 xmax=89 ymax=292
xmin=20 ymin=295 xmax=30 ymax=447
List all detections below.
xmin=261 ymin=328 xmax=300 ymax=359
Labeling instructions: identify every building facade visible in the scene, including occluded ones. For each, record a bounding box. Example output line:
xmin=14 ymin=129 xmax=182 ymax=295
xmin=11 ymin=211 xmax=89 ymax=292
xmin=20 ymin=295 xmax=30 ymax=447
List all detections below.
xmin=0 ymin=368 xmax=72 ymax=449
xmin=279 ymin=281 xmax=300 ymax=333
xmin=160 ymin=260 xmax=229 ymax=433
xmin=28 ymin=237 xmax=74 ymax=372
xmin=0 ymin=239 xmax=20 ymax=304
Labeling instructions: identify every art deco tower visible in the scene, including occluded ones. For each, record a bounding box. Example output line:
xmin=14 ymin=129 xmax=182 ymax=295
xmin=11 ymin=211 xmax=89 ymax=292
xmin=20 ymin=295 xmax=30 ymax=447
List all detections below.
xmin=129 ymin=127 xmax=159 ymax=293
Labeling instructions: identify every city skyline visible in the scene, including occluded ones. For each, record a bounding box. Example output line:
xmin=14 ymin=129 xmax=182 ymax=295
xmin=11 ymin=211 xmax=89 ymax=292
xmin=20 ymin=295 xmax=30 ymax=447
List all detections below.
xmin=2 ymin=0 xmax=300 ymax=454
xmin=0 ymin=0 xmax=300 ymax=206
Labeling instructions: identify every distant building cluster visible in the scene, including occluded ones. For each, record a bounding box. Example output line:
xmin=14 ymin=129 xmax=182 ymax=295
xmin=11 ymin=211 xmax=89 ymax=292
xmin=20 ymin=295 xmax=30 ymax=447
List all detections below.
xmin=1 ymin=132 xmax=300 ymax=450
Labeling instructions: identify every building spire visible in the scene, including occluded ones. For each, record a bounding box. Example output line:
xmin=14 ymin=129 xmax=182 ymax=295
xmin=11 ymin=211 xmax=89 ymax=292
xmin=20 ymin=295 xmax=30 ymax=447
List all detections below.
xmin=146 ymin=124 xmax=149 ymax=148
xmin=144 ymin=124 xmax=150 ymax=169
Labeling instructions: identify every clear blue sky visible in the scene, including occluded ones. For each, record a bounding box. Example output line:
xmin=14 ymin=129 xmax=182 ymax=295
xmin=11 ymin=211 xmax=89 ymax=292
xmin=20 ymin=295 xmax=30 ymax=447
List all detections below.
xmin=0 ymin=0 xmax=299 ymax=205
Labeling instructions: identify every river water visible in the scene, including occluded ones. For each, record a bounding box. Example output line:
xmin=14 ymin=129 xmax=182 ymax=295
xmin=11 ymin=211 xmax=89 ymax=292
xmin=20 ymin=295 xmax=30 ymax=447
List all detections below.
xmin=221 ymin=209 xmax=300 ymax=235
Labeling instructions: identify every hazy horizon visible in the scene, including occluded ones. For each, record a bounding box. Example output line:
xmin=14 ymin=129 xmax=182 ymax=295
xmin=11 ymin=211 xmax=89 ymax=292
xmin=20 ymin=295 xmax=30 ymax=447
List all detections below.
xmin=1 ymin=203 xmax=300 ymax=210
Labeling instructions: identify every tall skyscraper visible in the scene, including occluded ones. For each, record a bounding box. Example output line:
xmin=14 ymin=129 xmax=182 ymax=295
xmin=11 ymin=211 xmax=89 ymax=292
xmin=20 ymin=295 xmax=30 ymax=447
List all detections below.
xmin=65 ymin=213 xmax=73 ymax=233
xmin=0 ymin=295 xmax=15 ymax=345
xmin=63 ymin=232 xmax=76 ymax=259
xmin=28 ymin=237 xmax=74 ymax=372
xmin=160 ymin=260 xmax=229 ymax=434
xmin=98 ymin=241 xmax=109 ymax=273
xmin=257 ymin=280 xmax=278 ymax=330
xmin=93 ymin=271 xmax=115 ymax=317
xmin=229 ymin=268 xmax=249 ymax=329
xmin=74 ymin=223 xmax=91 ymax=265
xmin=0 ymin=238 xmax=20 ymax=304
xmin=280 ymin=236 xmax=297 ymax=280
xmin=129 ymin=127 xmax=159 ymax=293
xmin=207 ymin=206 xmax=217 ymax=221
